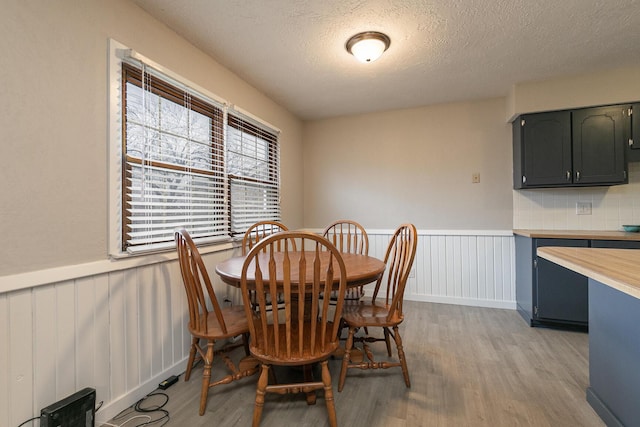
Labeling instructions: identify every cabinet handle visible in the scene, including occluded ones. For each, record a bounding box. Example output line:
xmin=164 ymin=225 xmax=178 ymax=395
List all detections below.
xmin=566 ymin=171 xmax=571 ymax=181
xmin=576 ymin=171 xmax=581 ymax=181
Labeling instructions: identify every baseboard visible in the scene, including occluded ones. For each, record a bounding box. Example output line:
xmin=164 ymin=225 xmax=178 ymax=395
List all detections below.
xmin=405 ymin=294 xmax=517 ymax=310
xmin=95 ymin=358 xmax=187 ymax=425
xmin=586 ymin=387 xmax=623 ymax=427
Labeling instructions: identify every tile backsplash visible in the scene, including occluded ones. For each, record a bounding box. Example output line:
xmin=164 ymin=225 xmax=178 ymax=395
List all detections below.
xmin=513 ymin=162 xmax=640 ymax=230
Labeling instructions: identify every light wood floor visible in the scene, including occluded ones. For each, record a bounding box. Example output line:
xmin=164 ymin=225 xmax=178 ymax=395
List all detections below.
xmin=105 ymin=301 xmax=604 ymax=426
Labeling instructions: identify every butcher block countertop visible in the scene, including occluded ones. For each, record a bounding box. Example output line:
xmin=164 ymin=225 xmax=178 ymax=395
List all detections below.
xmin=513 ymin=229 xmax=640 ymax=241
xmin=536 ymin=246 xmax=640 ymax=300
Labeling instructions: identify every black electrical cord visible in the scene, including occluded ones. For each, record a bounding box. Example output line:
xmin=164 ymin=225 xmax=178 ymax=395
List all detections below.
xmin=132 ymin=391 xmax=170 ymax=427
xmin=135 ymin=391 xmax=169 ymax=412
xmin=16 ymin=416 xmax=39 ymax=427
xmin=112 ymin=389 xmax=170 ymax=427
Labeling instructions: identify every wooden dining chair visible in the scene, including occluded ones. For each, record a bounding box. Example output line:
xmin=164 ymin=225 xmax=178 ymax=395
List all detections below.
xmin=175 ymin=229 xmax=258 ymax=416
xmin=322 ymin=219 xmax=369 ymax=302
xmin=240 ymin=231 xmax=348 ymax=427
xmin=241 ymin=221 xmax=294 ymax=311
xmin=241 ymin=221 xmax=291 ymax=255
xmin=338 ymin=223 xmax=417 ymax=392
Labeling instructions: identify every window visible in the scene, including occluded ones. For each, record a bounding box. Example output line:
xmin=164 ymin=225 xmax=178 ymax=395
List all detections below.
xmin=227 ymin=114 xmax=280 ymax=235
xmin=109 ymin=41 xmax=280 ymax=256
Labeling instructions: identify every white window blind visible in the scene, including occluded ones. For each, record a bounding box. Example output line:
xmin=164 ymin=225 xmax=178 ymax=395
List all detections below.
xmin=227 ymin=112 xmax=281 ymax=235
xmin=122 ymin=62 xmax=227 ymax=252
xmin=117 ymin=56 xmax=281 ymax=255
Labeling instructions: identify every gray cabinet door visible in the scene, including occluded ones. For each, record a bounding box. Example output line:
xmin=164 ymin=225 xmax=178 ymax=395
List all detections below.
xmin=629 ymin=104 xmax=640 ymax=162
xmin=631 ymin=103 xmax=639 ymax=150
xmin=535 ymin=239 xmax=589 ymax=324
xmin=572 ymin=105 xmax=628 ymax=185
xmin=515 ymin=111 xmax=572 ymax=188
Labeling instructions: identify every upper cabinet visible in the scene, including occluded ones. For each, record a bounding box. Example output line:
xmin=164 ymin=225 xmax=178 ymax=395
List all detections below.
xmin=630 ymin=103 xmax=640 ymax=162
xmin=513 ymin=104 xmax=631 ymax=189
xmin=513 ymin=110 xmax=572 ymax=188
xmin=572 ymin=105 xmax=628 ymax=185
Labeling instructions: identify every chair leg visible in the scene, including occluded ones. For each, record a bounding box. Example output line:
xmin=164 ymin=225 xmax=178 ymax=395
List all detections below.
xmin=338 ymin=326 xmax=356 ymax=392
xmin=242 ymin=332 xmax=250 ymax=356
xmin=198 ymin=341 xmax=215 ymax=415
xmin=303 ymin=365 xmax=317 ymax=405
xmin=253 ymin=364 xmax=269 ymax=427
xmin=383 ymin=327 xmax=392 ymax=357
xmin=184 ymin=336 xmax=199 ymax=381
xmin=393 ymin=325 xmax=411 ymax=388
xmin=337 ymin=317 xmax=346 ymax=340
xmin=321 ymin=360 xmax=337 ymax=427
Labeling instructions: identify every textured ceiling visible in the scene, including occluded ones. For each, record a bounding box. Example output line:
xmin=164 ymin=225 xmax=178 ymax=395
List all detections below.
xmin=130 ymin=0 xmax=640 ymax=120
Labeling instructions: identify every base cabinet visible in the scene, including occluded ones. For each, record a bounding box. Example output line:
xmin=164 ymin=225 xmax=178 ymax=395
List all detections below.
xmin=536 ymin=239 xmax=589 ymax=325
xmin=515 ymin=235 xmax=640 ymax=330
xmin=516 ymin=236 xmax=588 ymax=329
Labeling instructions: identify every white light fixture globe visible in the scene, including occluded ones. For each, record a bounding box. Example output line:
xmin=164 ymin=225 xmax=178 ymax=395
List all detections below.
xmin=346 ymin=31 xmax=391 ymax=63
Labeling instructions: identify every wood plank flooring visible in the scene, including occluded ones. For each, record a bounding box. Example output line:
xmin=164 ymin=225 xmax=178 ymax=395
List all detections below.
xmin=103 ymin=301 xmax=604 ymax=426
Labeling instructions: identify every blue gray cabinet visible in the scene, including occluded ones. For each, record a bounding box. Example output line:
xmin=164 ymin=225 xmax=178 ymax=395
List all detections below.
xmin=515 ymin=235 xmax=640 ymax=330
xmin=572 ymin=105 xmax=628 ymax=185
xmin=513 ymin=104 xmax=630 ymax=189
xmin=587 ymin=278 xmax=640 ymax=427
xmin=629 ymin=103 xmax=640 ymax=162
xmin=513 ymin=111 xmax=572 ymax=188
xmin=536 ymin=238 xmax=589 ymax=325
xmin=515 ymin=235 xmax=588 ymax=329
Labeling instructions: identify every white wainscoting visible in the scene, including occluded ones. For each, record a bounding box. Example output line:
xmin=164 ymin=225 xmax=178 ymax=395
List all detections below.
xmin=365 ymin=230 xmax=515 ymax=310
xmin=0 ymin=230 xmax=514 ymax=426
xmin=0 ymin=247 xmax=243 ymax=427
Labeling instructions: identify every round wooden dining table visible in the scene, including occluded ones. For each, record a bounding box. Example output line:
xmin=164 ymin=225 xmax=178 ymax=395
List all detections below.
xmin=215 ymin=251 xmax=386 ymax=290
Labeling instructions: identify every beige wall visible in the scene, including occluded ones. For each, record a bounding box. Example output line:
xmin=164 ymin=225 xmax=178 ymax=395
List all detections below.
xmin=506 ymin=65 xmax=640 ymax=121
xmin=0 ymin=0 xmax=304 ymax=276
xmin=302 ymin=98 xmax=513 ymax=230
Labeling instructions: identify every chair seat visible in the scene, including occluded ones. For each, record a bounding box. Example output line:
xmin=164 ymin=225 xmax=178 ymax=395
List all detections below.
xmin=341 ymin=302 xmax=404 ymax=327
xmin=249 ymin=321 xmax=340 ymax=365
xmin=190 ymin=305 xmax=250 ymax=340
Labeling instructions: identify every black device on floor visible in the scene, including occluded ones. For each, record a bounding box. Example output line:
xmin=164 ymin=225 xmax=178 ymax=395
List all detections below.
xmin=40 ymin=387 xmax=96 ymax=427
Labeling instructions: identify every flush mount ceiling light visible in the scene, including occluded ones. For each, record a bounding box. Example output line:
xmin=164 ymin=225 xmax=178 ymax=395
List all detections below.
xmin=346 ymin=31 xmax=391 ymax=63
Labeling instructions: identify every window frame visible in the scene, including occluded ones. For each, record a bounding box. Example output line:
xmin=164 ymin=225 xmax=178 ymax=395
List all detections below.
xmin=108 ymin=39 xmax=281 ymax=258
